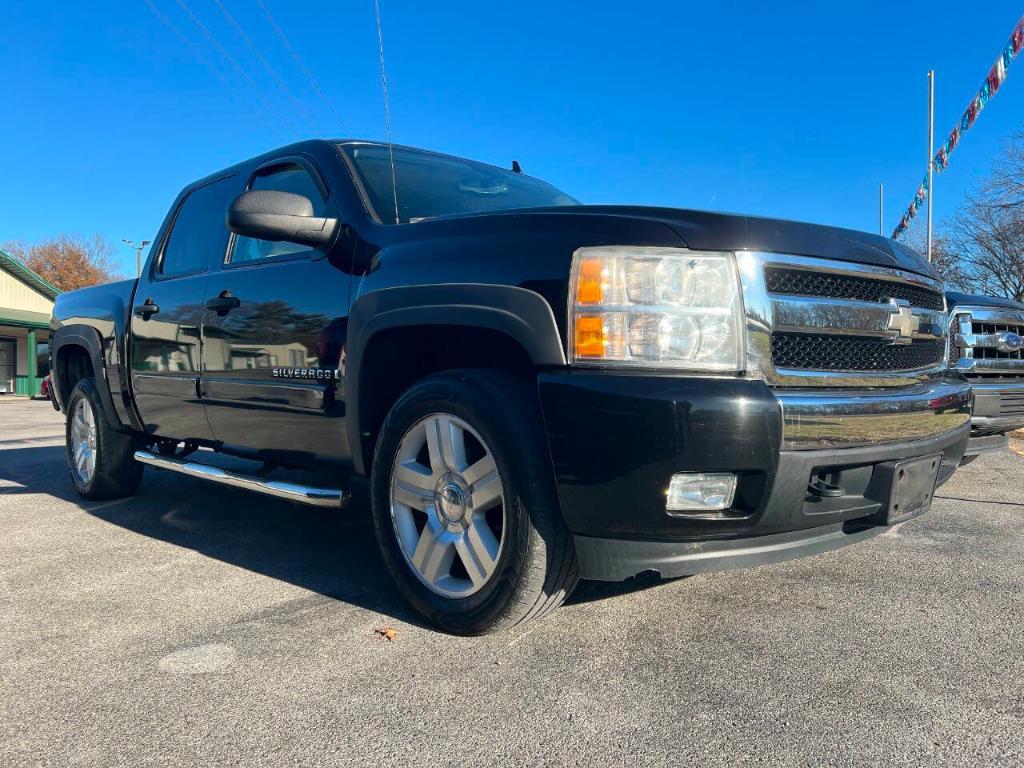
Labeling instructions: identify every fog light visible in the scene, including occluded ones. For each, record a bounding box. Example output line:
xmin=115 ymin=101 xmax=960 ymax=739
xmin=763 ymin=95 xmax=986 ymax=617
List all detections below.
xmin=666 ymin=472 xmax=737 ymax=514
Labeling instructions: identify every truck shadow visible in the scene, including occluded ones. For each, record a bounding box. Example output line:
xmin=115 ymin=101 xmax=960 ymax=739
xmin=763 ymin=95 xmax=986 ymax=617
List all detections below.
xmin=0 ymin=444 xmax=673 ymax=627
xmin=1 ymin=444 xmax=429 ymax=628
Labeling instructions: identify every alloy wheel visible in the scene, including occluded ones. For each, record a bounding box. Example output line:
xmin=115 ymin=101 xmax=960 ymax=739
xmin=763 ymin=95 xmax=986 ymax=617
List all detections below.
xmin=389 ymin=413 xmax=506 ymax=597
xmin=70 ymin=398 xmax=97 ymax=484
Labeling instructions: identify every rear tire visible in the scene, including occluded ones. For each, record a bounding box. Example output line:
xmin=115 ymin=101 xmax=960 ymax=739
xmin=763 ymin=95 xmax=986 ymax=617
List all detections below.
xmin=65 ymin=378 xmax=143 ymax=500
xmin=371 ymin=369 xmax=579 ymax=635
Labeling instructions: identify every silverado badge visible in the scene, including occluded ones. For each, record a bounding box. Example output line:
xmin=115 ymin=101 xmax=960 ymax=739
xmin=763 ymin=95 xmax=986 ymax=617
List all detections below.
xmin=272 ymin=367 xmax=342 ymax=381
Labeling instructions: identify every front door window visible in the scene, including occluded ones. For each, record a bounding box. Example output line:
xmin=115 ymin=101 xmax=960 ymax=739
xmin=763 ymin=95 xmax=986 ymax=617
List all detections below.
xmin=199 ymin=160 xmax=350 ymax=462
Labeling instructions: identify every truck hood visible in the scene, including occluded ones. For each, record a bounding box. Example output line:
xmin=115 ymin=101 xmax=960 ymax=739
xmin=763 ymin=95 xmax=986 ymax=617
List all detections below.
xmin=524 ymin=205 xmax=937 ymax=279
xmin=946 ymin=291 xmax=1024 ymax=311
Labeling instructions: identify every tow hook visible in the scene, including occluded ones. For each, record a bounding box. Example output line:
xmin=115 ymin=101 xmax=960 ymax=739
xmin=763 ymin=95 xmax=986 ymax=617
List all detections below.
xmin=807 ymin=475 xmax=845 ymax=498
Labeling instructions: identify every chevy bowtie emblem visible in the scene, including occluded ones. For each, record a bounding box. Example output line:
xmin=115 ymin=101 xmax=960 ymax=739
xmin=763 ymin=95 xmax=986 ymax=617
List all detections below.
xmin=885 ymin=298 xmax=920 ymax=346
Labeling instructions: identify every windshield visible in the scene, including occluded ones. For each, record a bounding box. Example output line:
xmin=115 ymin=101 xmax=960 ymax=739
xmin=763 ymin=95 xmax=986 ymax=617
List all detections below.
xmin=340 ymin=143 xmax=579 ymax=224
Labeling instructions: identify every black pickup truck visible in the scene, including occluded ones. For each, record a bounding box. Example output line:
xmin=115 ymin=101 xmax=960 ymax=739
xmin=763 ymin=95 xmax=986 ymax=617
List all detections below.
xmin=50 ymin=140 xmax=972 ymax=634
xmin=946 ymin=291 xmax=1024 ymax=460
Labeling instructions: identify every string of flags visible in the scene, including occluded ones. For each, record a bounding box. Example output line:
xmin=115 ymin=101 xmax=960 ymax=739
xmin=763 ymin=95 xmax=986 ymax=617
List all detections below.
xmin=892 ymin=15 xmax=1024 ymax=239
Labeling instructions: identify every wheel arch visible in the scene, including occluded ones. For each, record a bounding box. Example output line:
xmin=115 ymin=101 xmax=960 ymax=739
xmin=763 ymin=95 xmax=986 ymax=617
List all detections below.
xmin=346 ymin=284 xmax=566 ymax=476
xmin=51 ymin=325 xmax=131 ymax=432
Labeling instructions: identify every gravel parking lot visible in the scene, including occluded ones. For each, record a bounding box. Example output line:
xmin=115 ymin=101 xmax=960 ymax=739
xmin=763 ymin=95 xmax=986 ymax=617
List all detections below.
xmin=1 ymin=397 xmax=1022 ymax=767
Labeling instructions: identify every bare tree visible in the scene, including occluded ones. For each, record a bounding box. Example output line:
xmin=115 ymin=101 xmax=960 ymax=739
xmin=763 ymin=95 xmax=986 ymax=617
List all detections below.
xmin=902 ymin=224 xmax=972 ymax=292
xmin=988 ymin=129 xmax=1024 ymax=210
xmin=920 ymin=130 xmax=1024 ymax=301
xmin=2 ymin=234 xmax=123 ymax=292
xmin=945 ymin=191 xmax=1024 ymax=302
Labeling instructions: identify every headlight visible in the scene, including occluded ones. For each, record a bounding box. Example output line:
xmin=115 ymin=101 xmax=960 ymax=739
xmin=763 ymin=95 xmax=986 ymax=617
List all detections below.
xmin=568 ymin=246 xmax=744 ymax=371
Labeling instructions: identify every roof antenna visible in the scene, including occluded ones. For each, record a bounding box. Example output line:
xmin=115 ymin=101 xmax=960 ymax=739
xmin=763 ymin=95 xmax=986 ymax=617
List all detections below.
xmin=511 ymin=160 xmax=523 ymax=174
xmin=373 ymin=0 xmax=400 ymax=224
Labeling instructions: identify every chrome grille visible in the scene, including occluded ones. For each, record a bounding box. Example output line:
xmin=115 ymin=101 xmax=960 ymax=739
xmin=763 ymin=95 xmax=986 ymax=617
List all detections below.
xmin=765 ymin=268 xmax=945 ymax=311
xmin=771 ymin=333 xmax=945 ymax=372
xmin=950 ymin=306 xmax=1024 ymax=378
xmin=1001 ymin=391 xmax=1024 ymax=416
xmin=738 ymin=252 xmax=948 ymax=387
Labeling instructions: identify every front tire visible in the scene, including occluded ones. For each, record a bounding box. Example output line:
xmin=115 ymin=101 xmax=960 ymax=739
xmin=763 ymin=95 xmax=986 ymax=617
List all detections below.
xmin=371 ymin=370 xmax=579 ymax=635
xmin=65 ymin=378 xmax=143 ymax=500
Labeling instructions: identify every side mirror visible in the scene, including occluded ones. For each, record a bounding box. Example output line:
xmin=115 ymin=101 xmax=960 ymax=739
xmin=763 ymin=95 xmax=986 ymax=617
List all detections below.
xmin=227 ymin=190 xmax=339 ymax=248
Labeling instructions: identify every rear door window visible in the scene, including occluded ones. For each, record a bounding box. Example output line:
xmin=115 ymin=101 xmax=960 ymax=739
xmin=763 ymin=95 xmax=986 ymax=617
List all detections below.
xmin=159 ymin=175 xmax=238 ymax=277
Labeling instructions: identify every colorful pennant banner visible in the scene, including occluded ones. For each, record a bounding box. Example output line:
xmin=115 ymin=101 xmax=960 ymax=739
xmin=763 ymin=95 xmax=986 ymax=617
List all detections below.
xmin=892 ymin=15 xmax=1024 ymax=239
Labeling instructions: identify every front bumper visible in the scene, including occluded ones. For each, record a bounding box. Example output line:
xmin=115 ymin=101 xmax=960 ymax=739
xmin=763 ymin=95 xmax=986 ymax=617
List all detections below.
xmin=574 ymin=520 xmax=886 ymax=582
xmin=538 ymin=370 xmax=971 ymax=580
xmin=965 ymin=381 xmax=1024 ymax=456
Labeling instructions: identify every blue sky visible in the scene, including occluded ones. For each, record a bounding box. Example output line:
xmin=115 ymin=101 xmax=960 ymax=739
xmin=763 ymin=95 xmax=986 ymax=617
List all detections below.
xmin=3 ymin=1 xmax=1023 ymax=274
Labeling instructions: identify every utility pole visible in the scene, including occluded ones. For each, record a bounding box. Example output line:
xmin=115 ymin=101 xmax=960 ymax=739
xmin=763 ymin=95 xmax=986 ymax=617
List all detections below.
xmin=926 ymin=70 xmax=935 ymax=262
xmin=122 ymin=238 xmax=151 ymax=277
xmin=878 ymin=182 xmax=884 ymax=236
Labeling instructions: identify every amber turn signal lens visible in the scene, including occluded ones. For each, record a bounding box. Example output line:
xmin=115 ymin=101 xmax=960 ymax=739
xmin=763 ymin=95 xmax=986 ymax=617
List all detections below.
xmin=574 ymin=315 xmax=605 ymax=358
xmin=575 ymin=257 xmax=603 ymax=304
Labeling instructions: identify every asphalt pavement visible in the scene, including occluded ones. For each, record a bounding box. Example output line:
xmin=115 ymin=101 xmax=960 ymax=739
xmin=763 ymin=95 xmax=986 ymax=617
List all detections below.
xmin=1 ymin=397 xmax=1022 ymax=767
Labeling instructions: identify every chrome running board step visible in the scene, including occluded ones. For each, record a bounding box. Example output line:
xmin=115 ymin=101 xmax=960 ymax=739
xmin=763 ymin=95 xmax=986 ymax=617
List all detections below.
xmin=133 ymin=450 xmax=350 ymax=508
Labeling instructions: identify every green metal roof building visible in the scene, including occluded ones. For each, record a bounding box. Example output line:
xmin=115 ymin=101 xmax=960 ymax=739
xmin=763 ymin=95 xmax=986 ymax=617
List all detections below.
xmin=0 ymin=249 xmax=59 ymax=397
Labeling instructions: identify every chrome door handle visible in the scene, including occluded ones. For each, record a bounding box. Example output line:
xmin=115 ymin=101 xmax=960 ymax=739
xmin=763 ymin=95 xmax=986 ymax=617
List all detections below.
xmin=134 ymin=300 xmax=160 ymax=319
xmin=206 ymin=291 xmax=241 ymax=316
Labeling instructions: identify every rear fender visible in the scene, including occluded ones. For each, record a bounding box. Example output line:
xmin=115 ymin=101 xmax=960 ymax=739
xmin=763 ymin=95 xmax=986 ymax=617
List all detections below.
xmin=52 ymin=326 xmax=135 ymax=432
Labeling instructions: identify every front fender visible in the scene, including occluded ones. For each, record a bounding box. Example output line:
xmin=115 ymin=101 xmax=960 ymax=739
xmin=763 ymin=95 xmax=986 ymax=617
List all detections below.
xmin=345 ymin=283 xmax=565 ymax=475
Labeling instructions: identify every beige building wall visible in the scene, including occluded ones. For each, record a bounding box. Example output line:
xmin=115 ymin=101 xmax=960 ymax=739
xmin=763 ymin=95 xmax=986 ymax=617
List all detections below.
xmin=0 ymin=259 xmax=56 ymax=395
xmin=0 ymin=269 xmax=54 ymax=315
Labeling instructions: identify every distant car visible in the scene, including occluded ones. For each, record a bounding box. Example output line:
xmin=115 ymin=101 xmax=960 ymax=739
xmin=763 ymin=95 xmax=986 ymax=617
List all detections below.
xmin=38 ymin=376 xmax=61 ymax=410
xmin=947 ymin=291 xmax=1024 ymax=462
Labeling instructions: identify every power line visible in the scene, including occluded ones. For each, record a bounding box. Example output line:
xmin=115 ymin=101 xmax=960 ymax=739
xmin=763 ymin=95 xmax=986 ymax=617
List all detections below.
xmin=144 ymin=0 xmax=288 ymax=142
xmin=172 ymin=0 xmax=300 ymax=140
xmin=209 ymin=0 xmax=322 ymax=136
xmin=373 ymin=0 xmax=400 ymax=224
xmin=253 ymin=0 xmax=349 ymax=134
xmin=142 ymin=0 xmax=228 ymax=87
